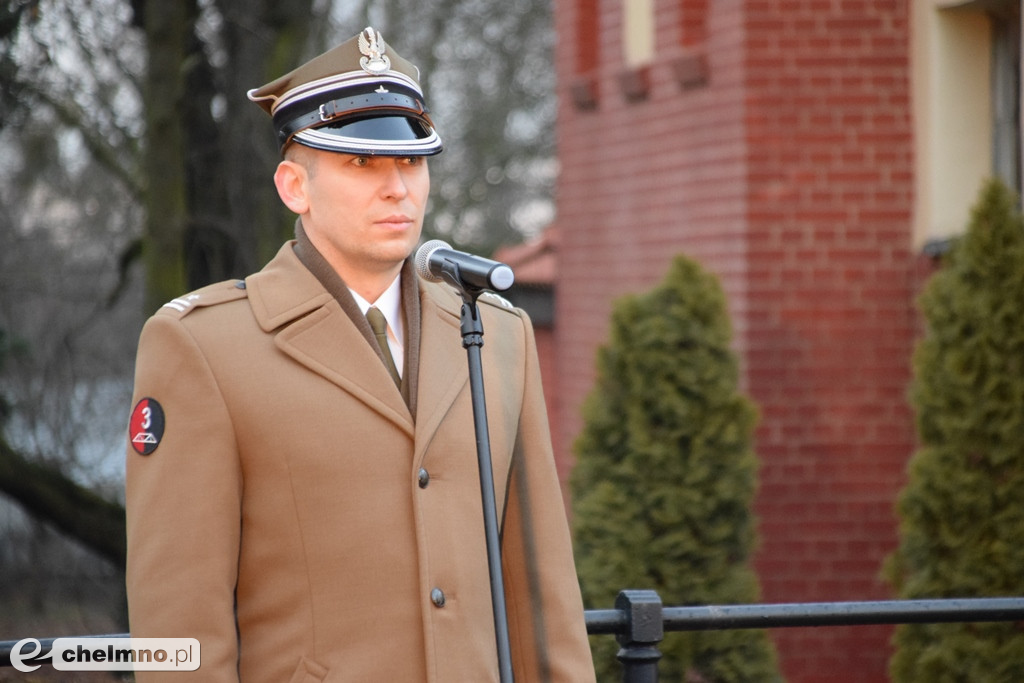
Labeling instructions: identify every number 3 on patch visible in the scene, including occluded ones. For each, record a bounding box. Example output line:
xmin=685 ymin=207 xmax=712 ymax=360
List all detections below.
xmin=129 ymin=398 xmax=165 ymax=455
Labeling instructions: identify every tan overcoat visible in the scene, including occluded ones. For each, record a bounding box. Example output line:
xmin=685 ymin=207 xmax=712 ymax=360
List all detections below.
xmin=125 ymin=242 xmax=595 ymax=682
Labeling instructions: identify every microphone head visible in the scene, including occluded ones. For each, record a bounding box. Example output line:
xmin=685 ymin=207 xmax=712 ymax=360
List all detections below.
xmin=414 ymin=239 xmax=451 ymax=282
xmin=489 ymin=264 xmax=515 ymax=291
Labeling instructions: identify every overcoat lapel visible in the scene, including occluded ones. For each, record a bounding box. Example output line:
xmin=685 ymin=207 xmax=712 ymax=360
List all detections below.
xmin=246 ymin=243 xmax=475 ymax=447
xmin=246 ymin=243 xmax=414 ymax=437
xmin=412 ymin=283 xmax=470 ymax=463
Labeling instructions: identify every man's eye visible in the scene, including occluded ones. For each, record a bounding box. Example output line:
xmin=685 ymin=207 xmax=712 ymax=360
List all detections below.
xmin=352 ymin=156 xmax=370 ymax=166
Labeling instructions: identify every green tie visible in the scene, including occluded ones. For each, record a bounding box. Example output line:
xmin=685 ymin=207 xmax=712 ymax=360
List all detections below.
xmin=366 ymin=307 xmax=401 ymax=388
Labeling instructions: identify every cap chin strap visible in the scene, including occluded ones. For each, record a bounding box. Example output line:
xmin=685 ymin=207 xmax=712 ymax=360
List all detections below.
xmin=275 ymin=91 xmax=429 ymax=149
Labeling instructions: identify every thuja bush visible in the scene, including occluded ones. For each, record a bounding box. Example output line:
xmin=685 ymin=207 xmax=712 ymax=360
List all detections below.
xmin=887 ymin=179 xmax=1024 ymax=681
xmin=571 ymin=255 xmax=780 ymax=682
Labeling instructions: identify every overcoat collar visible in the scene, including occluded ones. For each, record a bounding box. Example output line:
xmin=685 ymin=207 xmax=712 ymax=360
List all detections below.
xmin=291 ymin=221 xmax=420 ymax=414
xmin=244 ymin=242 xmax=468 ymax=447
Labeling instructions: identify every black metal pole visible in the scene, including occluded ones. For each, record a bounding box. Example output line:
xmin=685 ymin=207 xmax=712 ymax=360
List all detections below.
xmin=614 ymin=590 xmax=663 ymax=683
xmin=459 ymin=296 xmax=514 ymax=683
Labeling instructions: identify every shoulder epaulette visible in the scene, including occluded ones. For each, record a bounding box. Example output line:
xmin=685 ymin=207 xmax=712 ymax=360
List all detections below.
xmin=478 ymin=291 xmax=517 ymax=313
xmin=158 ymin=280 xmax=249 ymax=318
xmin=423 ymin=279 xmax=519 ymax=316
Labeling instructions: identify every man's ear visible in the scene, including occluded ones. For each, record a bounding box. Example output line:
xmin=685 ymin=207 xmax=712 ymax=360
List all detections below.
xmin=274 ymin=159 xmax=309 ymax=215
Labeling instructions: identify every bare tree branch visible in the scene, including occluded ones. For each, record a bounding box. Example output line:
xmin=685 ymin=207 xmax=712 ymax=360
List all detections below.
xmin=32 ymin=86 xmax=144 ymax=200
xmin=0 ymin=434 xmax=126 ymax=570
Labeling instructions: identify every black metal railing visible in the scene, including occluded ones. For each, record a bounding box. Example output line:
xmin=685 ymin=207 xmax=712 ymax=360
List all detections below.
xmin=587 ymin=591 xmax=1024 ymax=682
xmin=5 ymin=591 xmax=1024 ymax=680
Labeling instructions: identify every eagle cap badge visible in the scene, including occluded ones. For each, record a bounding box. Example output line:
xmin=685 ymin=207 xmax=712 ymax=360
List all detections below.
xmin=358 ymin=27 xmax=391 ymax=75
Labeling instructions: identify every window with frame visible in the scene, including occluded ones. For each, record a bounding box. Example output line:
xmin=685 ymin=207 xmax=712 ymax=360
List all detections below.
xmin=913 ymin=0 xmax=1021 ymax=249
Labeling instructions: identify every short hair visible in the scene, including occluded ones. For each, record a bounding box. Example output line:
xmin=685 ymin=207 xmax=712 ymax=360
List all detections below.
xmin=284 ymin=143 xmax=318 ymax=179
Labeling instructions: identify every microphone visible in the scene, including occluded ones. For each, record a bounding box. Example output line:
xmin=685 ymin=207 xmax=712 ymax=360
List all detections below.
xmin=415 ymin=240 xmax=515 ymax=292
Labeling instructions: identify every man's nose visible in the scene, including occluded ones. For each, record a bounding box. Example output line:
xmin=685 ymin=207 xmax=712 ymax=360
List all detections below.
xmin=380 ymin=161 xmax=410 ymax=198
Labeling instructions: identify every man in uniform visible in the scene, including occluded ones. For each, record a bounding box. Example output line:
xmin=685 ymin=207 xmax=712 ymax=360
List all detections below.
xmin=125 ymin=27 xmax=595 ymax=682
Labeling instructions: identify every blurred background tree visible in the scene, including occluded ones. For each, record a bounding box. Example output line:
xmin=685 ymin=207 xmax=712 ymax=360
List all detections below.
xmin=0 ymin=0 xmax=555 ymax=642
xmin=571 ymin=255 xmax=781 ymax=682
xmin=886 ymin=178 xmax=1024 ymax=681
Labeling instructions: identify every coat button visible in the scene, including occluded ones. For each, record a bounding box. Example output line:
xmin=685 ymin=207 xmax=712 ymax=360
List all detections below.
xmin=430 ymin=588 xmax=446 ymax=608
xmin=417 ymin=468 xmax=430 ymax=488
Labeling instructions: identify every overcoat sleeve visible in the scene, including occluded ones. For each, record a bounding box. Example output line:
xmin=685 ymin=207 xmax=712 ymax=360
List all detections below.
xmin=125 ymin=310 xmax=243 ymax=682
xmin=501 ymin=310 xmax=597 ymax=682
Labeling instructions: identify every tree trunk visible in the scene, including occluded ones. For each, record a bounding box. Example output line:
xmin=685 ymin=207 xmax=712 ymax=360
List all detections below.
xmin=142 ymin=0 xmax=195 ymax=312
xmin=215 ymin=0 xmax=318 ymax=275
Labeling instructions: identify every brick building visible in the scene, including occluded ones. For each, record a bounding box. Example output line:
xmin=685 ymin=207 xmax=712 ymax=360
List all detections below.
xmin=503 ymin=1 xmax=1021 ymax=680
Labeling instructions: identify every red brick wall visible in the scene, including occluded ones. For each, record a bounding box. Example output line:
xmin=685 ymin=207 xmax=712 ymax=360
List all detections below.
xmin=554 ymin=1 xmax=917 ymax=680
xmin=556 ymin=0 xmax=751 ymax=458
xmin=743 ymin=2 xmax=916 ymax=680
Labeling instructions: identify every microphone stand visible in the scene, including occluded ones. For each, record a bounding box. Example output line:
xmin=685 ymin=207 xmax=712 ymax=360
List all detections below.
xmin=442 ymin=265 xmax=515 ymax=683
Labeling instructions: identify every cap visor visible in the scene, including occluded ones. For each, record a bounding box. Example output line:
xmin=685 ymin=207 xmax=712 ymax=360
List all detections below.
xmin=293 ymin=115 xmax=442 ymax=156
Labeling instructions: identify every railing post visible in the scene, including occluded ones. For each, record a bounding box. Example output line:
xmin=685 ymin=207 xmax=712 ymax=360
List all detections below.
xmin=614 ymin=589 xmax=663 ymax=683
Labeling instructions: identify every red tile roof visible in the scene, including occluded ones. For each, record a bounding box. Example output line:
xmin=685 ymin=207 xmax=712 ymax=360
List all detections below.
xmin=492 ymin=228 xmax=558 ymax=286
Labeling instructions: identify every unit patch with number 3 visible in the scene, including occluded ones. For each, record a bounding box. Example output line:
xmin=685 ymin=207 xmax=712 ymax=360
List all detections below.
xmin=129 ymin=398 xmax=165 ymax=455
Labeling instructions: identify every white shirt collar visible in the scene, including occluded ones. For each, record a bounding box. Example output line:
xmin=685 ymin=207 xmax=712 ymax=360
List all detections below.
xmin=349 ymin=275 xmax=404 ymax=373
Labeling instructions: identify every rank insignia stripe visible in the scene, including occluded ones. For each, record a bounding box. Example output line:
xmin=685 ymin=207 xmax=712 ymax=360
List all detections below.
xmin=157 ymin=281 xmax=249 ymax=318
xmin=480 ymin=291 xmax=516 ymax=311
xmin=162 ymin=294 xmax=201 ymax=313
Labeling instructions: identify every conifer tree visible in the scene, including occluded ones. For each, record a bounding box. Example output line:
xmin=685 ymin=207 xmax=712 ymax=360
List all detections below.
xmin=571 ymin=255 xmax=781 ymax=681
xmin=887 ymin=178 xmax=1024 ymax=681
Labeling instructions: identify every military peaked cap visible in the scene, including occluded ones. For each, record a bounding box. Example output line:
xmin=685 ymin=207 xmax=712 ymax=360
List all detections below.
xmin=248 ymin=27 xmax=442 ymax=156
